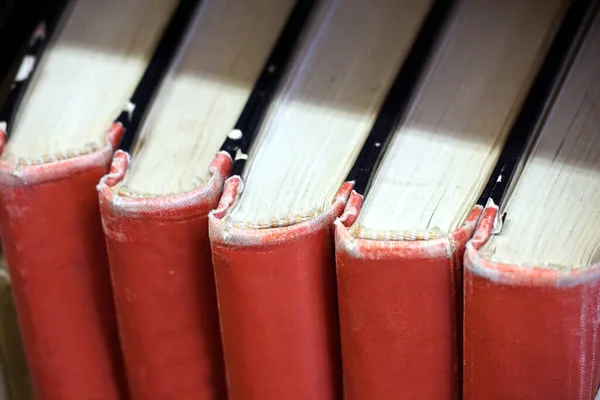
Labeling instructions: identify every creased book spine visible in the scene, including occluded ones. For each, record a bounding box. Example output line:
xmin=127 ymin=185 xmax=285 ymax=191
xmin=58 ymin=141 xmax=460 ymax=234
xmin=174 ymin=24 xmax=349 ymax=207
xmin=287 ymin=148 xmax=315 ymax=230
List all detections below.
xmin=335 ymin=189 xmax=480 ymax=399
xmin=463 ymin=203 xmax=600 ymax=400
xmin=208 ymin=179 xmax=354 ymax=400
xmin=0 ymin=124 xmax=127 ymax=400
xmin=98 ymin=150 xmax=231 ymax=400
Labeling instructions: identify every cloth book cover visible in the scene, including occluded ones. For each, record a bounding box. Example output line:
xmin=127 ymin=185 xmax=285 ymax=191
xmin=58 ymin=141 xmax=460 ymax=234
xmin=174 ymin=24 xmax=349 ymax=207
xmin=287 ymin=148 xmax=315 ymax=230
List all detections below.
xmin=334 ymin=0 xmax=592 ymax=399
xmin=0 ymin=1 xmax=197 ymax=398
xmin=0 ymin=1 xmax=597 ymax=400
xmin=463 ymin=2 xmax=600 ymax=398
xmin=97 ymin=0 xmax=312 ymax=398
xmin=208 ymin=0 xmax=448 ymax=398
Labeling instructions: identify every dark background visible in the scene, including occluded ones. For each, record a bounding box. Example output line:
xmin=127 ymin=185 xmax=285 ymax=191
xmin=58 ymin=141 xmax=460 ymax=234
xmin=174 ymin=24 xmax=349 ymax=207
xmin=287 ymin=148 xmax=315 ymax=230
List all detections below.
xmin=0 ymin=0 xmax=62 ymax=106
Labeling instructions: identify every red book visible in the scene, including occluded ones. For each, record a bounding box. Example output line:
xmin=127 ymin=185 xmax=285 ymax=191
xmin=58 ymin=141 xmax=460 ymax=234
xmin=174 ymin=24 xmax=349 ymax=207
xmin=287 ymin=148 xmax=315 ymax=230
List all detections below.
xmin=464 ymin=205 xmax=600 ymax=399
xmin=0 ymin=1 xmax=188 ymax=398
xmin=211 ymin=180 xmax=353 ymax=400
xmin=209 ymin=1 xmax=436 ymax=398
xmin=464 ymin=5 xmax=600 ymax=398
xmin=99 ymin=151 xmax=231 ymax=399
xmin=336 ymin=199 xmax=479 ymax=399
xmin=98 ymin=1 xmax=310 ymax=398
xmin=0 ymin=125 xmax=126 ymax=400
xmin=335 ymin=0 xmax=574 ymax=398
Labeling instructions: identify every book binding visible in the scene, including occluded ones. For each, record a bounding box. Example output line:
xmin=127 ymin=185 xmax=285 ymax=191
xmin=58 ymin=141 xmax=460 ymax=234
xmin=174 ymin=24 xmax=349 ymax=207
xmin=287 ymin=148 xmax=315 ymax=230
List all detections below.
xmin=463 ymin=202 xmax=600 ymax=399
xmin=0 ymin=124 xmax=127 ymax=399
xmin=98 ymin=150 xmax=232 ymax=399
xmin=335 ymin=189 xmax=481 ymax=399
xmin=208 ymin=178 xmax=353 ymax=399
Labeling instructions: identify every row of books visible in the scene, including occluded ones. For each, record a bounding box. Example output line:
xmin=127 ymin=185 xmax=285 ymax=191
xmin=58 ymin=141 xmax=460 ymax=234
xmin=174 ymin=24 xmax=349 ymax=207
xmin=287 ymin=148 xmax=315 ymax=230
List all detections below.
xmin=0 ymin=0 xmax=599 ymax=399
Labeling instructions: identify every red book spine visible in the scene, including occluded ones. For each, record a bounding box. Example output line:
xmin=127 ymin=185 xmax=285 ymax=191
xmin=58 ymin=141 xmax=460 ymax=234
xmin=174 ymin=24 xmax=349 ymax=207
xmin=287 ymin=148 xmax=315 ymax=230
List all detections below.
xmin=464 ymin=204 xmax=600 ymax=399
xmin=335 ymin=190 xmax=480 ymax=400
xmin=0 ymin=124 xmax=127 ymax=399
xmin=208 ymin=179 xmax=352 ymax=400
xmin=98 ymin=151 xmax=231 ymax=399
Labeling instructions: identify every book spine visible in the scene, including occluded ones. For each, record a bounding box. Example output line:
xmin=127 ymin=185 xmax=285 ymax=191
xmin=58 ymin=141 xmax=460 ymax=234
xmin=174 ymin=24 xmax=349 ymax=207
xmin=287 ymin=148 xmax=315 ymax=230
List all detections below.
xmin=98 ymin=151 xmax=231 ymax=400
xmin=208 ymin=179 xmax=353 ymax=400
xmin=0 ymin=125 xmax=127 ymax=400
xmin=335 ymin=190 xmax=480 ymax=399
xmin=463 ymin=204 xmax=600 ymax=399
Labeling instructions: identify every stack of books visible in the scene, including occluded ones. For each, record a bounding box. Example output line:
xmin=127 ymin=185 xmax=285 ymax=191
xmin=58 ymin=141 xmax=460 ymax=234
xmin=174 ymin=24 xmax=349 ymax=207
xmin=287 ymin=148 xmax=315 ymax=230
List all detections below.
xmin=0 ymin=0 xmax=598 ymax=399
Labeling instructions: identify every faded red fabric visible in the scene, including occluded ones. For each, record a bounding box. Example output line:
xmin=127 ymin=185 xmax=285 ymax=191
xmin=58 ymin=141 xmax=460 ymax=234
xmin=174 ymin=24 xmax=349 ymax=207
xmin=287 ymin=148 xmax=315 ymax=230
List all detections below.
xmin=464 ymin=204 xmax=600 ymax=400
xmin=335 ymin=190 xmax=480 ymax=400
xmin=208 ymin=179 xmax=352 ymax=400
xmin=0 ymin=124 xmax=127 ymax=400
xmin=98 ymin=151 xmax=231 ymax=400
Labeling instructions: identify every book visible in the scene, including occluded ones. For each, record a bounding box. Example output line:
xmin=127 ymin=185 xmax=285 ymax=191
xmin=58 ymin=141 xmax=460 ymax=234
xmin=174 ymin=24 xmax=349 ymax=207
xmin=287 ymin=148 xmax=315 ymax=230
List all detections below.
xmin=334 ymin=0 xmax=586 ymax=398
xmin=97 ymin=0 xmax=311 ymax=398
xmin=0 ymin=2 xmax=594 ymax=399
xmin=0 ymin=0 xmax=193 ymax=397
xmin=464 ymin=3 xmax=600 ymax=398
xmin=0 ymin=6 xmax=61 ymax=400
xmin=208 ymin=0 xmax=445 ymax=398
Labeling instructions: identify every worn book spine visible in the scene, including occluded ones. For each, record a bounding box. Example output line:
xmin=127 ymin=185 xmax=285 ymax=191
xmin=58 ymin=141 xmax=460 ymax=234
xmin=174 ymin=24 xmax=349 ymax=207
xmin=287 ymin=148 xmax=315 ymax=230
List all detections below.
xmin=335 ymin=190 xmax=480 ymax=400
xmin=0 ymin=124 xmax=127 ymax=400
xmin=98 ymin=150 xmax=231 ymax=399
xmin=463 ymin=203 xmax=600 ymax=399
xmin=208 ymin=178 xmax=352 ymax=400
